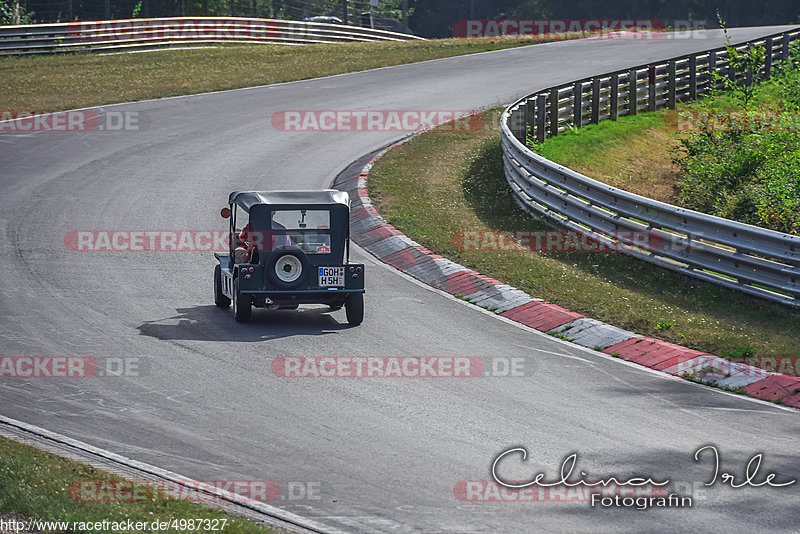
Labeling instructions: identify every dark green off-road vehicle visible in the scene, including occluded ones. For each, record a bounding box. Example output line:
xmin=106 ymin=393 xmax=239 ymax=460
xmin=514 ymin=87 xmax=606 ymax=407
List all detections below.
xmin=214 ymin=190 xmax=364 ymax=325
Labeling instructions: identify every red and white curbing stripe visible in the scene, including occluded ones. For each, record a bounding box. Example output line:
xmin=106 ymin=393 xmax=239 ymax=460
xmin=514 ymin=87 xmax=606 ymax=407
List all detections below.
xmin=334 ymin=142 xmax=800 ymax=409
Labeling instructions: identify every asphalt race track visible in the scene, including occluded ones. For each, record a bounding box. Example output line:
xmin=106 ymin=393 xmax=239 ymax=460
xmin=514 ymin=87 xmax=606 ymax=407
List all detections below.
xmin=1 ymin=27 xmax=799 ymax=533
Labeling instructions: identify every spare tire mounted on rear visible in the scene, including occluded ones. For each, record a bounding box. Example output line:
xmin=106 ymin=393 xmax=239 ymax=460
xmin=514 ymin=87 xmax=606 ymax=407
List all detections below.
xmin=265 ymin=246 xmax=310 ymax=289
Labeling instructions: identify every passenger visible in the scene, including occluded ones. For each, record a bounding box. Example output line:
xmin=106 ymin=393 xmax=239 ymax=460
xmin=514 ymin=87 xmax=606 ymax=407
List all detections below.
xmin=235 ymin=221 xmax=293 ymax=263
xmin=234 ymin=223 xmax=253 ymax=263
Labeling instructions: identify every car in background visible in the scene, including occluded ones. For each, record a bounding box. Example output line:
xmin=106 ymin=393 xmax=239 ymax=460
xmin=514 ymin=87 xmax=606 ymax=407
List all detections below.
xmin=302 ymin=16 xmax=343 ymax=24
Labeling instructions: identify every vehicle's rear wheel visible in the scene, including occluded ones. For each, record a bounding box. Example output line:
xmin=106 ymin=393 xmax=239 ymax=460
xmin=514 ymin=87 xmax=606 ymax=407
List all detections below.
xmin=345 ymin=293 xmax=364 ymax=326
xmin=214 ymin=265 xmax=230 ymax=308
xmin=233 ymin=277 xmax=251 ymax=322
xmin=265 ymin=246 xmax=310 ymax=290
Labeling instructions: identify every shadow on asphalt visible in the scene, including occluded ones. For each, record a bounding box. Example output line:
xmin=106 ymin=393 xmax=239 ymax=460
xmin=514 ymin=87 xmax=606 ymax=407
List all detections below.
xmin=136 ymin=305 xmax=352 ymax=342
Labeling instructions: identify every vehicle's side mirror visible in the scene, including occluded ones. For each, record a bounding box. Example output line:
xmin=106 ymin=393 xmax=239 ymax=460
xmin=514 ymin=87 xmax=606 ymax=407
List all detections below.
xmin=220 ymin=207 xmax=231 ymax=219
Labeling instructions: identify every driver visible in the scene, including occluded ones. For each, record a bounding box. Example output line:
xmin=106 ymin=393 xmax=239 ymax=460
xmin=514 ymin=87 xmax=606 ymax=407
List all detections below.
xmin=271 ymin=220 xmax=293 ymax=249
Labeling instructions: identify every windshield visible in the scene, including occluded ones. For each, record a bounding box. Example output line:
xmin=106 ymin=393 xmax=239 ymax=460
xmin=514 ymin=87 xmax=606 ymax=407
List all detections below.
xmin=272 ymin=209 xmax=330 ymax=231
xmin=272 ymin=210 xmax=331 ymax=254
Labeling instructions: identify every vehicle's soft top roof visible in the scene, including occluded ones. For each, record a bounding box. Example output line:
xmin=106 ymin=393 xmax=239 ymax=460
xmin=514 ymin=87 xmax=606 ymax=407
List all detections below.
xmin=229 ymin=190 xmax=350 ymax=212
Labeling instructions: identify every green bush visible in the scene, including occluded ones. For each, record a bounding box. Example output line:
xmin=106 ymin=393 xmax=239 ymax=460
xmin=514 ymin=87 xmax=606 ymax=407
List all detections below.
xmin=677 ymin=43 xmax=800 ymax=234
xmin=0 ymin=0 xmax=35 ymax=24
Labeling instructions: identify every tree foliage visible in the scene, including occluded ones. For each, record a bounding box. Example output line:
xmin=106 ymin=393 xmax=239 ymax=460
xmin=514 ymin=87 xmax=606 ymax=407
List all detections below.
xmin=0 ymin=0 xmax=35 ymax=24
xmin=14 ymin=0 xmax=800 ymax=32
xmin=407 ymin=0 xmax=800 ymax=38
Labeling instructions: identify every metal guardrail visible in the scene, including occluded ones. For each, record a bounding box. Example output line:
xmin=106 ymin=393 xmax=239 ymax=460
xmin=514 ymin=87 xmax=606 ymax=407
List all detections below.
xmin=501 ymin=28 xmax=800 ymax=307
xmin=0 ymin=17 xmax=423 ymax=55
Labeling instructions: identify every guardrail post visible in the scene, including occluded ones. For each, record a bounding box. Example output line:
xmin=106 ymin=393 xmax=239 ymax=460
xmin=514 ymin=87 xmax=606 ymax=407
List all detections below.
xmin=549 ymin=88 xmax=559 ymax=137
xmin=708 ymin=51 xmax=717 ymax=93
xmin=610 ymin=74 xmax=619 ymax=121
xmin=648 ymin=66 xmax=656 ymax=112
xmin=517 ymin=101 xmax=528 ymax=142
xmin=591 ymin=78 xmax=600 ymax=124
xmin=525 ymin=97 xmax=535 ymax=143
xmin=512 ymin=103 xmax=525 ymax=143
xmin=782 ymin=34 xmax=790 ymax=60
xmin=536 ymin=94 xmax=547 ymax=144
xmin=628 ymin=70 xmax=637 ymax=116
xmin=745 ymin=45 xmax=754 ymax=86
xmin=688 ymin=56 xmax=697 ymax=100
xmin=765 ymin=37 xmax=773 ymax=78
xmin=573 ymin=82 xmax=583 ymax=128
xmin=668 ymin=61 xmax=676 ymax=109
xmin=728 ymin=52 xmax=737 ymax=85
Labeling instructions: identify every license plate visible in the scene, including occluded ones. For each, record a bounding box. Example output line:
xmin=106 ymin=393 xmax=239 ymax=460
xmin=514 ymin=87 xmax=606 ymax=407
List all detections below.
xmin=318 ymin=266 xmax=345 ymax=287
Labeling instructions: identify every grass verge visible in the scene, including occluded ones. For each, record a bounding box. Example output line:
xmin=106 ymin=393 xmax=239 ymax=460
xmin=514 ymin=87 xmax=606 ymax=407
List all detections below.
xmin=0 ymin=435 xmax=275 ymax=533
xmin=527 ymin=90 xmax=780 ymax=205
xmin=1 ymin=37 xmax=564 ymax=111
xmin=530 ymin=59 xmax=800 ymax=234
xmin=530 ymin=110 xmax=684 ymax=204
xmin=367 ymin=110 xmax=800 ymax=359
